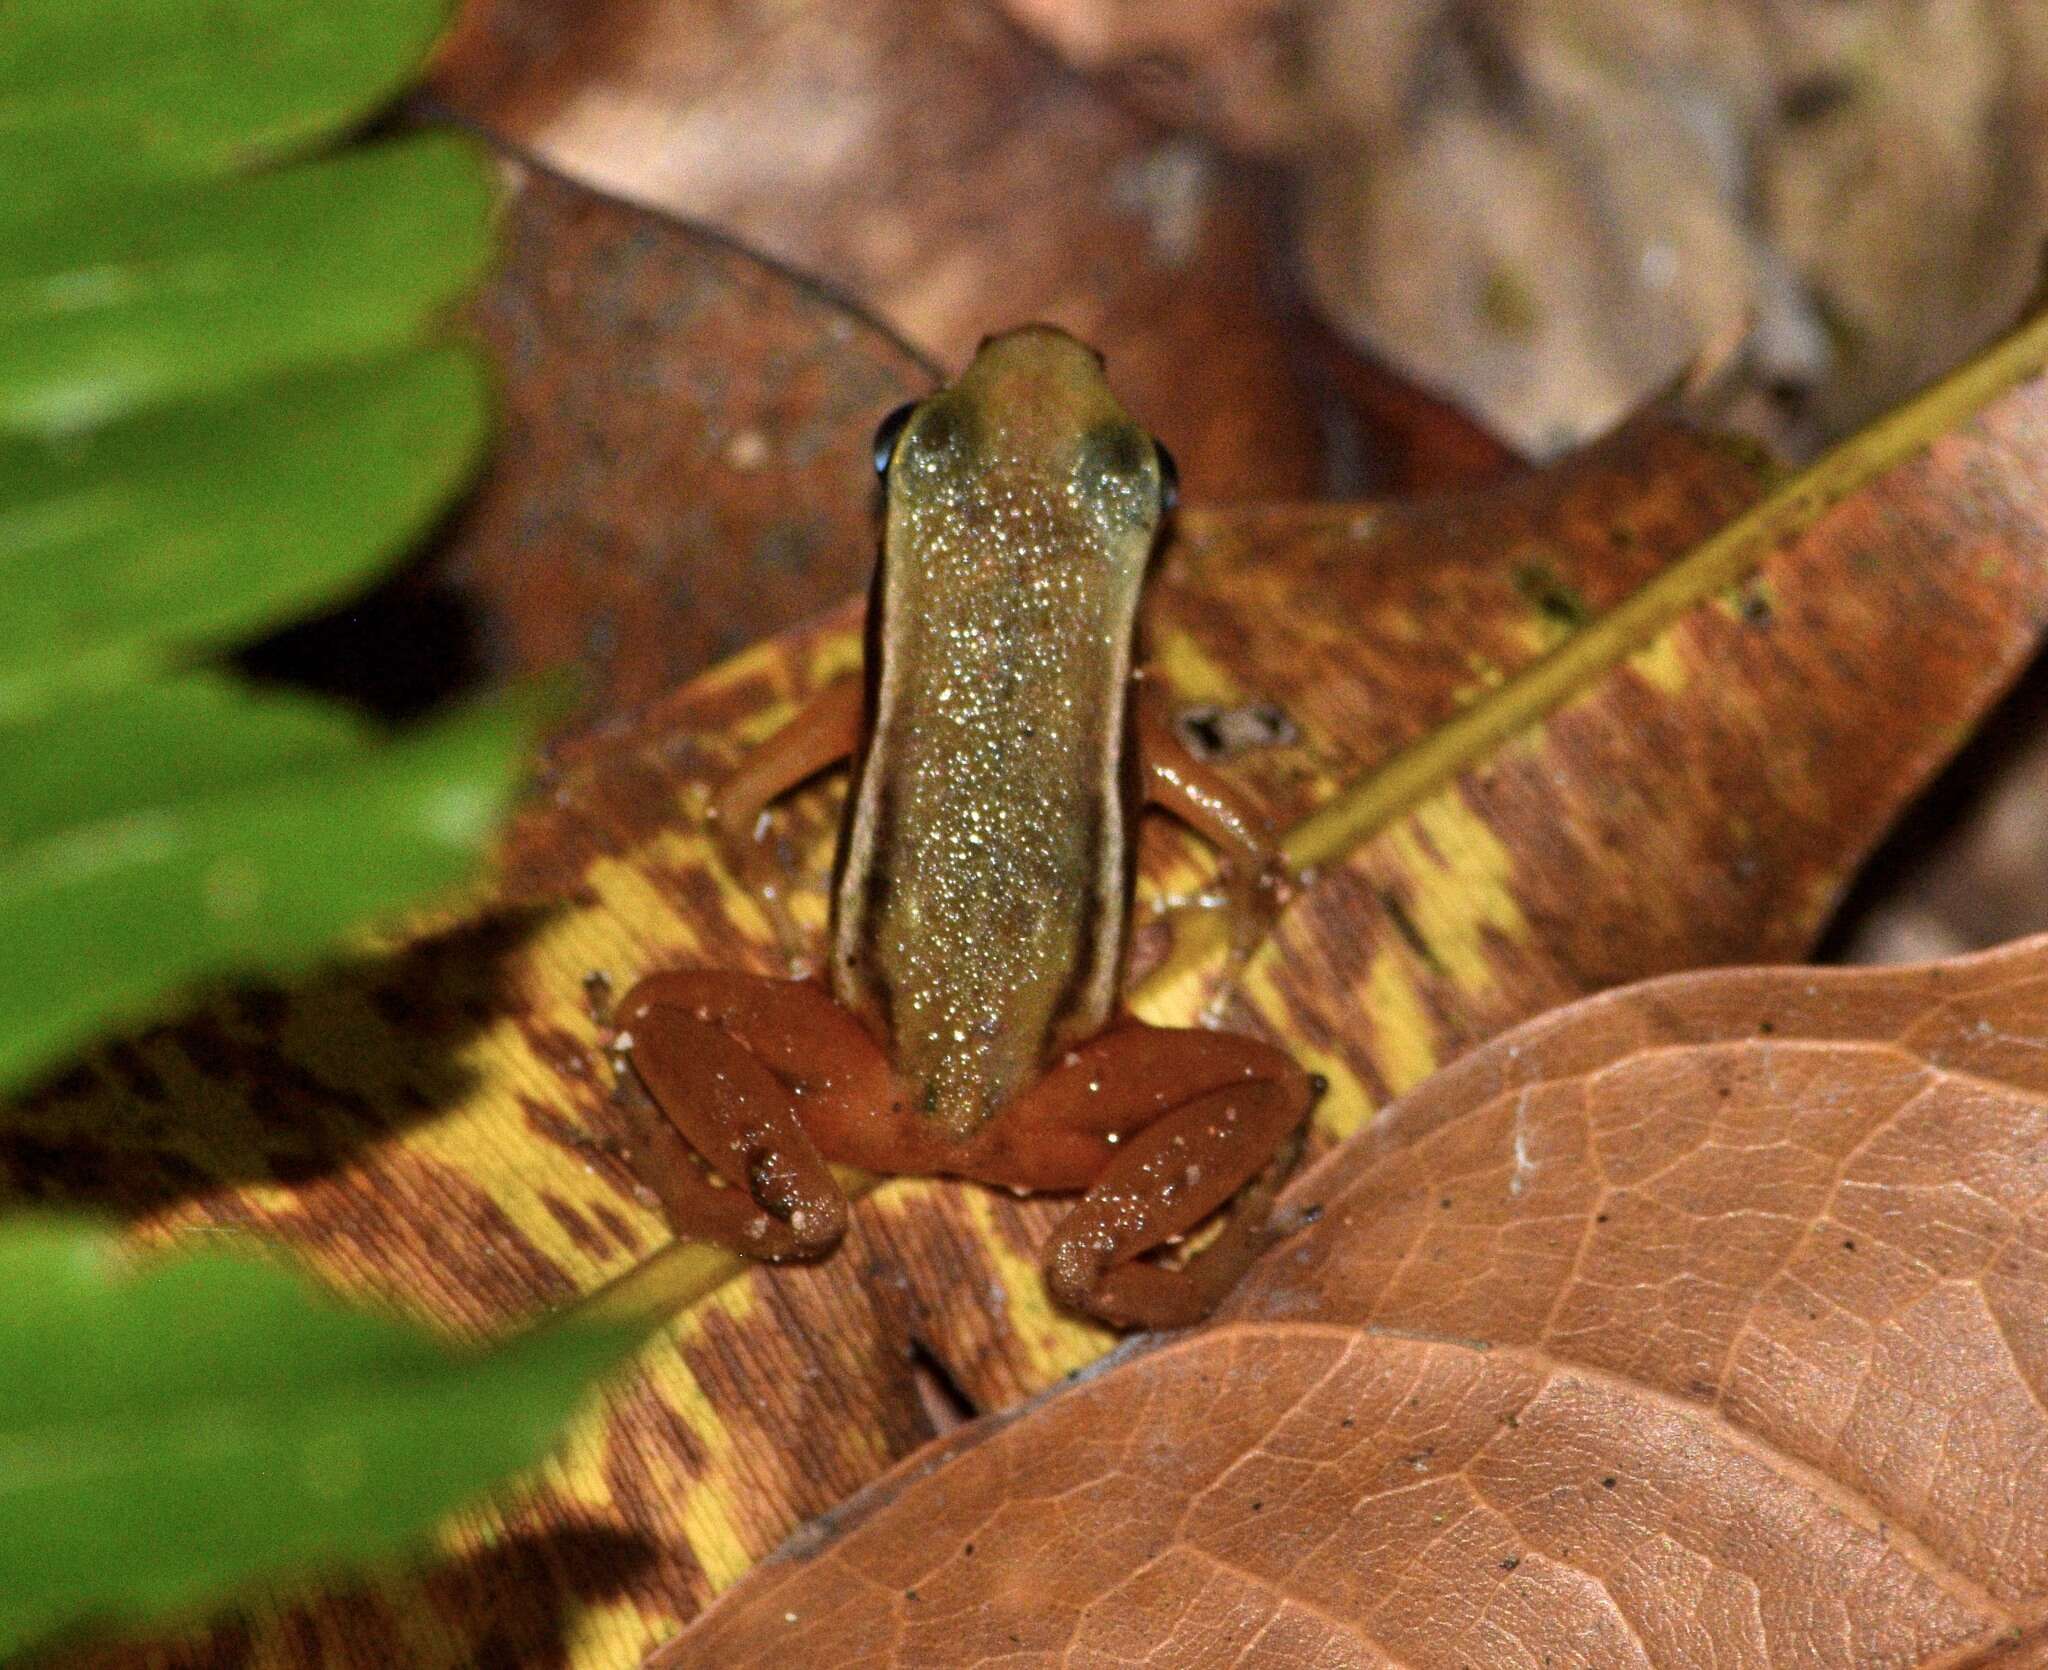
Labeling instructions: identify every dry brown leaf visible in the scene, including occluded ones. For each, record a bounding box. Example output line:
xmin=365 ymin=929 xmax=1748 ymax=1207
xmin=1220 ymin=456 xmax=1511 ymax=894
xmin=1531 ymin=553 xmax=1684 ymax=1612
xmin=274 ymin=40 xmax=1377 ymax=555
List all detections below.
xmin=429 ymin=0 xmax=1337 ymax=500
xmin=445 ymin=158 xmax=935 ymax=714
xmin=249 ymin=157 xmax=938 ymax=719
xmin=1832 ymin=659 xmax=2048 ymax=967
xmin=1000 ymin=0 xmax=1283 ymax=68
xmin=666 ymin=933 xmax=2048 ymax=1667
xmin=32 ymin=298 xmax=2048 ymax=1666
xmin=398 ymin=152 xmax=1508 ymax=722
xmin=997 ymin=0 xmax=2048 ymax=458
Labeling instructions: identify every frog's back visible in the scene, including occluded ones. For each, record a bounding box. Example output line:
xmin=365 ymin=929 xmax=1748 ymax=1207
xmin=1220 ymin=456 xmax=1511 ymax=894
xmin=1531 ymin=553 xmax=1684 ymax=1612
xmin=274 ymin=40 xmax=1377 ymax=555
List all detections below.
xmin=828 ymin=328 xmax=1165 ymax=1139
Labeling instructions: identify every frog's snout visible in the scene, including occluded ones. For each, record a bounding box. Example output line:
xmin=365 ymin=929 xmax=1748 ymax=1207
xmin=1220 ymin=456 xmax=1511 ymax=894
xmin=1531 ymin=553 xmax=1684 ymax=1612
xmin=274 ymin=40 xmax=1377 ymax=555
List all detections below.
xmin=975 ymin=322 xmax=1106 ymax=371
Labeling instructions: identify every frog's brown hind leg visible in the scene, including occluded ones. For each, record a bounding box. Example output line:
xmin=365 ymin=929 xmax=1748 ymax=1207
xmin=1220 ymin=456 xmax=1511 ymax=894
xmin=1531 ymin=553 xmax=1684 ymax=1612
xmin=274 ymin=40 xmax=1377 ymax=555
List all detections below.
xmin=615 ymin=970 xmax=898 ymax=1260
xmin=710 ymin=673 xmax=864 ymax=968
xmin=1015 ymin=1022 xmax=1316 ymax=1330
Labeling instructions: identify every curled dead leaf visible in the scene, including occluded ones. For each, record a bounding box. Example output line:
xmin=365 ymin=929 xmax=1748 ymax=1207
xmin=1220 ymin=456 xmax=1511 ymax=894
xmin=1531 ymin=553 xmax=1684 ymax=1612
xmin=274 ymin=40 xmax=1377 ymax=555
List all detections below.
xmin=664 ymin=933 xmax=2048 ymax=1667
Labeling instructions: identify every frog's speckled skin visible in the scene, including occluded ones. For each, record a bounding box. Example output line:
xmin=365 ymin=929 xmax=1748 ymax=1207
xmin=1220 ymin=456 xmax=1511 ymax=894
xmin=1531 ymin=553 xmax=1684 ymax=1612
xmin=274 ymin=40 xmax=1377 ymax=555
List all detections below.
xmin=831 ymin=328 xmax=1166 ymax=1138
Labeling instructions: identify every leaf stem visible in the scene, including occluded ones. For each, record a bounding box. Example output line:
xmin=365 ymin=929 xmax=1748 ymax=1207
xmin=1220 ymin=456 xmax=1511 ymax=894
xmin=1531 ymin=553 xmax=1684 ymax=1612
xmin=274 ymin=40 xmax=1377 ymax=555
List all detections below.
xmin=574 ymin=1165 xmax=880 ymax=1325
xmin=1283 ymin=306 xmax=2048 ymax=871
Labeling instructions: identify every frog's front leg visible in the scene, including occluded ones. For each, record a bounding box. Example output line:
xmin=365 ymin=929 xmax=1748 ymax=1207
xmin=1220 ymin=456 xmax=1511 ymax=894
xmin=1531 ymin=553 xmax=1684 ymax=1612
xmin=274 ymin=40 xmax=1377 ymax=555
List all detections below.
xmin=615 ymin=969 xmax=907 ymax=1259
xmin=1134 ymin=675 xmax=1298 ymax=1010
xmin=1017 ymin=1023 xmax=1317 ymax=1330
xmin=709 ymin=673 xmax=864 ymax=969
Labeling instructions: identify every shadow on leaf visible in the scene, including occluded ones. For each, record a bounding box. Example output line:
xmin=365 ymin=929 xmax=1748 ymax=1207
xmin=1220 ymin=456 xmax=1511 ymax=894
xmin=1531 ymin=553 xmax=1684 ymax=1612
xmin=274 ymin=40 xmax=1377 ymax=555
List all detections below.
xmin=42 ymin=1521 xmax=664 ymax=1670
xmin=0 ymin=908 xmax=553 ymax=1226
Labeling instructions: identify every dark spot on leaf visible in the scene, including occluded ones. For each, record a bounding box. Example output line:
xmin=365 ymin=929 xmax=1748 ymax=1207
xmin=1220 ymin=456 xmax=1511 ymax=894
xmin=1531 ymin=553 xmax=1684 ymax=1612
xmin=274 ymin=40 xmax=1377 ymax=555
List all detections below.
xmin=1480 ymin=266 xmax=1540 ymax=338
xmin=233 ymin=986 xmax=288 ymax=1032
xmin=1513 ymin=562 xmax=1590 ymax=629
xmin=1175 ymin=701 xmax=1298 ymax=762
xmin=907 ymin=1338 xmax=978 ymax=1435
xmin=1780 ymin=72 xmax=1854 ymax=125
xmin=1382 ymin=889 xmax=1447 ymax=975
xmin=103 ymin=1042 xmax=168 ymax=1103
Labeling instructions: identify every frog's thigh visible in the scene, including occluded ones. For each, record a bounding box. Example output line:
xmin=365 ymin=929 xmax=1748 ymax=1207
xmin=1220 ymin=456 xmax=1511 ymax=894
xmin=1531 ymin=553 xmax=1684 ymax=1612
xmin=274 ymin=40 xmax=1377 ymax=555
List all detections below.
xmin=617 ymin=970 xmax=893 ymax=1258
xmin=1018 ymin=1024 xmax=1312 ymax=1329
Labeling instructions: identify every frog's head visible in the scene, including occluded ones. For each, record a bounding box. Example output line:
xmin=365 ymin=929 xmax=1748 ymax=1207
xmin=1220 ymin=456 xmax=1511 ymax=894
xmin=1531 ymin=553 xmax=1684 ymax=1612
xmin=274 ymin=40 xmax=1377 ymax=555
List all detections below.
xmin=871 ymin=324 xmax=1178 ymax=580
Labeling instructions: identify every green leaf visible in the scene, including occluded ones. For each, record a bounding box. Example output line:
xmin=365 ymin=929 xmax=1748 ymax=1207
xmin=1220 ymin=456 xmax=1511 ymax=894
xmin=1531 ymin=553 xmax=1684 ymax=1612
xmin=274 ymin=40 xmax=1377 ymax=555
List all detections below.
xmin=0 ymin=3 xmax=588 ymax=1653
xmin=0 ymin=693 xmax=537 ymax=1091
xmin=0 ymin=674 xmax=367 ymax=852
xmin=0 ymin=135 xmax=496 ymax=437
xmin=0 ymin=0 xmax=457 ymax=205
xmin=0 ymin=1215 xmax=645 ymax=1659
xmin=0 ymin=348 xmax=491 ymax=720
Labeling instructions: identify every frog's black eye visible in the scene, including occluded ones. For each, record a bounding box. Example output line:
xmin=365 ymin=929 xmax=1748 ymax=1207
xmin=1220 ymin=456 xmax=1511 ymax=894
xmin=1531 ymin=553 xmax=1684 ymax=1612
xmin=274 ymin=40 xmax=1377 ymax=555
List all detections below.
xmin=1154 ymin=438 xmax=1180 ymax=513
xmin=872 ymin=401 xmax=916 ymax=479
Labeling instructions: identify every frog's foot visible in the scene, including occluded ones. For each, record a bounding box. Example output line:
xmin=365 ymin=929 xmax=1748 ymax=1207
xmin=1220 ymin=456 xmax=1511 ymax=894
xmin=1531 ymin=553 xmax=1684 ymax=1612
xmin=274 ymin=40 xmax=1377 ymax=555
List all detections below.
xmin=1016 ymin=1022 xmax=1316 ymax=1330
xmin=615 ymin=969 xmax=892 ymax=1260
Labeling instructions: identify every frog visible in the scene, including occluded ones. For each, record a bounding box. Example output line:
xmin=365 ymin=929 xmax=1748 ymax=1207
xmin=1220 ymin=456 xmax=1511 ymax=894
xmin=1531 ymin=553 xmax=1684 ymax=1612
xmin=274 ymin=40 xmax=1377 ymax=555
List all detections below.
xmin=613 ymin=324 xmax=1315 ymax=1329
